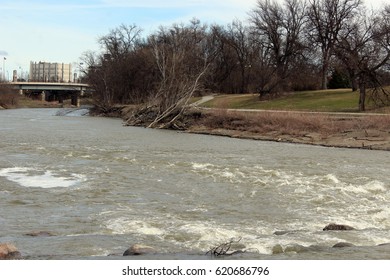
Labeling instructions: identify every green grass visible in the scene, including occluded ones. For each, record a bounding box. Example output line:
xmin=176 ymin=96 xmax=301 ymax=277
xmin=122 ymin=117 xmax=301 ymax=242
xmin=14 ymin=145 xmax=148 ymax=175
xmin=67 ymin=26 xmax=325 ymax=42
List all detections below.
xmin=203 ymin=89 xmax=364 ymax=112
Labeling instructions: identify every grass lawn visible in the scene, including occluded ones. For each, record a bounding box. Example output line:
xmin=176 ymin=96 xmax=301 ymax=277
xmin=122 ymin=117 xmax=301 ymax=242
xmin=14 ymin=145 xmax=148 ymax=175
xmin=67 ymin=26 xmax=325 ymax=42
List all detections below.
xmin=202 ymin=89 xmax=368 ymax=112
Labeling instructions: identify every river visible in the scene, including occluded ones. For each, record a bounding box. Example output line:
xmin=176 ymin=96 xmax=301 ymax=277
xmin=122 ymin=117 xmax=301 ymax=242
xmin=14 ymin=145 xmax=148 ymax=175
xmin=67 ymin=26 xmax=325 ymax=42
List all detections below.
xmin=0 ymin=108 xmax=389 ymax=260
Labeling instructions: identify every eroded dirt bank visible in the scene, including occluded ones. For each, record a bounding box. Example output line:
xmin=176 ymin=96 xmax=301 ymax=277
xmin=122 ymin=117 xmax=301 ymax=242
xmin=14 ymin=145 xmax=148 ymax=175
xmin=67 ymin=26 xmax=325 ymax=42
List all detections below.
xmin=120 ymin=106 xmax=390 ymax=151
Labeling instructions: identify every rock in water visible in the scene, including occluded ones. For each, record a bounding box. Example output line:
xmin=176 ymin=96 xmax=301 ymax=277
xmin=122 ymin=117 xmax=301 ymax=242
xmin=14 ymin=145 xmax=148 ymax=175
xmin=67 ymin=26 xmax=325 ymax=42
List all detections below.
xmin=25 ymin=231 xmax=56 ymax=237
xmin=333 ymin=242 xmax=355 ymax=248
xmin=272 ymin=245 xmax=284 ymax=254
xmin=123 ymin=244 xmax=156 ymax=256
xmin=0 ymin=243 xmax=22 ymax=259
xmin=323 ymin=223 xmax=355 ymax=231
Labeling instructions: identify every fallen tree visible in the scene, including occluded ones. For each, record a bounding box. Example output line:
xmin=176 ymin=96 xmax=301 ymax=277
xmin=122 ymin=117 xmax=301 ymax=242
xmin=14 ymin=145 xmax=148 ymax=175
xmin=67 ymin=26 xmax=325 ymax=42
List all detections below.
xmin=124 ymin=69 xmax=208 ymax=129
xmin=206 ymin=237 xmax=245 ymax=256
xmin=125 ymin=22 xmax=211 ymax=129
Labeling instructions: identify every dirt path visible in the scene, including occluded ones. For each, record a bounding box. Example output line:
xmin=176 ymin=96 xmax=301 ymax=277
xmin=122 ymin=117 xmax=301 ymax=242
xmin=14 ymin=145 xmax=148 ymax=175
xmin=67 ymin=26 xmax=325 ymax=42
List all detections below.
xmin=191 ymin=95 xmax=216 ymax=107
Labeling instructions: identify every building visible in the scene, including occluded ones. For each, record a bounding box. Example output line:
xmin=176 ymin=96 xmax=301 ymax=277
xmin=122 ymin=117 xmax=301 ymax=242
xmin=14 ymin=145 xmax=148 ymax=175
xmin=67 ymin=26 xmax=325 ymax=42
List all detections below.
xmin=29 ymin=61 xmax=72 ymax=82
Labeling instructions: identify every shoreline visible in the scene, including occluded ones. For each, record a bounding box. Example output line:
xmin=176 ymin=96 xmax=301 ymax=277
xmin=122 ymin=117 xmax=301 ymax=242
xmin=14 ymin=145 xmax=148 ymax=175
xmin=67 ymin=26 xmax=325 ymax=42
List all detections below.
xmin=182 ymin=109 xmax=390 ymax=151
xmin=185 ymin=126 xmax=390 ymax=151
xmin=4 ymin=101 xmax=390 ymax=151
xmin=112 ymin=105 xmax=390 ymax=151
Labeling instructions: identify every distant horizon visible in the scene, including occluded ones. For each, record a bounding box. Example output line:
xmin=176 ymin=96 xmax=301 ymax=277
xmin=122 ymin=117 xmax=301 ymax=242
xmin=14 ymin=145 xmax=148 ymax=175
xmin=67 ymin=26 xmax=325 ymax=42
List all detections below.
xmin=0 ymin=0 xmax=386 ymax=80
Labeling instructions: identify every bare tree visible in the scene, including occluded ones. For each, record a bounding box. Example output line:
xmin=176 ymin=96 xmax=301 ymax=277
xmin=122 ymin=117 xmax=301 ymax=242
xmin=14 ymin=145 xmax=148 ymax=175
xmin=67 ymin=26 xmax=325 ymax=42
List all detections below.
xmin=206 ymin=24 xmax=247 ymax=93
xmin=306 ymin=0 xmax=363 ymax=89
xmin=127 ymin=20 xmax=210 ymax=128
xmin=335 ymin=5 xmax=390 ymax=111
xmin=224 ymin=20 xmax=254 ymax=93
xmin=99 ymin=24 xmax=142 ymax=59
xmin=81 ymin=51 xmax=114 ymax=112
xmin=250 ymin=0 xmax=307 ymax=94
xmin=83 ymin=24 xmax=159 ymax=112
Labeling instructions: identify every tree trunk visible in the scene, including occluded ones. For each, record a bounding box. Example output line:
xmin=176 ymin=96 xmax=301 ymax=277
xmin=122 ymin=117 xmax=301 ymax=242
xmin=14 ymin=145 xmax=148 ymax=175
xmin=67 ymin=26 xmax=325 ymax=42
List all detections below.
xmin=321 ymin=54 xmax=329 ymax=90
xmin=351 ymin=78 xmax=358 ymax=92
xmin=347 ymin=68 xmax=358 ymax=91
xmin=359 ymin=81 xmax=366 ymax=111
xmin=240 ymin=66 xmax=246 ymax=93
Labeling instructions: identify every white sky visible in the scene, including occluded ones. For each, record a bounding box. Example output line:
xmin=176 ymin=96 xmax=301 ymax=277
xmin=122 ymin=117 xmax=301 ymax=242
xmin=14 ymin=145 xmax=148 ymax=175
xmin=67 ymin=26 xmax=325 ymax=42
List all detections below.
xmin=0 ymin=0 xmax=387 ymax=79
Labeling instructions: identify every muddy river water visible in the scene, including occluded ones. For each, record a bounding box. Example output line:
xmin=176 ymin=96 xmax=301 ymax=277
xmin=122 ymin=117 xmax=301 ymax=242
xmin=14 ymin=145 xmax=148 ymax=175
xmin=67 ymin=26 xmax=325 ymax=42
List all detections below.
xmin=1 ymin=108 xmax=389 ymax=259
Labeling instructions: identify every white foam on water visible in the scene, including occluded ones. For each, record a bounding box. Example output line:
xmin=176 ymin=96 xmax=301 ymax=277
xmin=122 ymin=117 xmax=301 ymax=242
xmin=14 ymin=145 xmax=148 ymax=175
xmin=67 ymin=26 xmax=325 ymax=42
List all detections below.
xmin=191 ymin=162 xmax=251 ymax=184
xmin=0 ymin=167 xmax=86 ymax=188
xmin=169 ymin=221 xmax=277 ymax=254
xmin=362 ymin=180 xmax=387 ymax=194
xmin=98 ymin=163 xmax=390 ymax=255
xmin=191 ymin=163 xmax=214 ymax=171
xmin=179 ymin=222 xmax=245 ymax=242
xmin=371 ymin=208 xmax=390 ymax=225
xmin=325 ymin=174 xmax=340 ymax=184
xmin=253 ymin=169 xmax=390 ymax=246
xmin=220 ymin=170 xmax=235 ymax=179
xmin=105 ymin=217 xmax=165 ymax=236
xmin=186 ymin=207 xmax=208 ymax=213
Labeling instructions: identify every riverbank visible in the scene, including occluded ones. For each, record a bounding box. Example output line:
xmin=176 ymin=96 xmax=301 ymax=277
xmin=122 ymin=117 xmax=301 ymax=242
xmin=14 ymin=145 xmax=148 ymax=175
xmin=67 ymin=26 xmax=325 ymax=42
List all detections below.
xmin=90 ymin=103 xmax=390 ymax=151
xmin=117 ymin=91 xmax=390 ymax=151
xmin=183 ymin=109 xmax=390 ymax=151
xmin=5 ymin=95 xmax=390 ymax=151
xmin=122 ymin=105 xmax=390 ymax=151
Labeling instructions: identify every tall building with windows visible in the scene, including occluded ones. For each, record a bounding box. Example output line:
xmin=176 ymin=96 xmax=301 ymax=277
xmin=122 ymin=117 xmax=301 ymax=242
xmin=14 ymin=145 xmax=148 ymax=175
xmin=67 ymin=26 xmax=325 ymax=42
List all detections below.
xmin=29 ymin=61 xmax=72 ymax=82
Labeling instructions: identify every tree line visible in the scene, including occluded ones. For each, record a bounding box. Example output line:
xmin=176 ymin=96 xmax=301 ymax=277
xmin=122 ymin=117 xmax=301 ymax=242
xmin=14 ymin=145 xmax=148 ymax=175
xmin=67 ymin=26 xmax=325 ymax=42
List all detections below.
xmin=82 ymin=0 xmax=390 ymax=117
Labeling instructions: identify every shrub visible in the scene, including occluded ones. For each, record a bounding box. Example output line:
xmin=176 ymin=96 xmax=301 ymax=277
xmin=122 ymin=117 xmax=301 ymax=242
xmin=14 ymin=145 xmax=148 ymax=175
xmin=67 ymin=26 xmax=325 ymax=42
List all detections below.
xmin=0 ymin=85 xmax=19 ymax=108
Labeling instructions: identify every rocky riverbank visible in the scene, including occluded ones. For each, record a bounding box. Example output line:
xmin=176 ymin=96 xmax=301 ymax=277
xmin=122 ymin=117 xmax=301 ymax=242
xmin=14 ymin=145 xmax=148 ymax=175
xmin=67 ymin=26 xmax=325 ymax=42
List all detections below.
xmin=2 ymin=223 xmax=389 ymax=259
xmin=0 ymin=243 xmax=21 ymax=260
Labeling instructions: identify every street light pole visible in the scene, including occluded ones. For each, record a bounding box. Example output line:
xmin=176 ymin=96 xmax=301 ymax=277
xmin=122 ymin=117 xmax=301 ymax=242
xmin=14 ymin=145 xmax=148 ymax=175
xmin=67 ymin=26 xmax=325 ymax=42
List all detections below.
xmin=79 ymin=62 xmax=84 ymax=83
xmin=2 ymin=57 xmax=5 ymax=81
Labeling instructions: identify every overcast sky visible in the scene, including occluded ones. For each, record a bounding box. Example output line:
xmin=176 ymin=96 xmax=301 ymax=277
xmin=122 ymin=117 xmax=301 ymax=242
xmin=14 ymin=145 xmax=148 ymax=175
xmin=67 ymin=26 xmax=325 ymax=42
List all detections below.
xmin=0 ymin=0 xmax=387 ymax=80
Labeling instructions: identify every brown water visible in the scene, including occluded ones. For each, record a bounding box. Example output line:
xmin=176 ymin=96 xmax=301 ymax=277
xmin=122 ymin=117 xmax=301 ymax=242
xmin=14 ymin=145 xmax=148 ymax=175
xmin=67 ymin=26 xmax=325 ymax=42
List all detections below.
xmin=1 ymin=108 xmax=390 ymax=259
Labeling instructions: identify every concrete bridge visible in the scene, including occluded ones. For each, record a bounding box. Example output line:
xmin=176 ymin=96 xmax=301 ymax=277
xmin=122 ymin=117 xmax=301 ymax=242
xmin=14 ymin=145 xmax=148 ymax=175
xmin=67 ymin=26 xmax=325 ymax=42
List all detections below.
xmin=8 ymin=82 xmax=91 ymax=107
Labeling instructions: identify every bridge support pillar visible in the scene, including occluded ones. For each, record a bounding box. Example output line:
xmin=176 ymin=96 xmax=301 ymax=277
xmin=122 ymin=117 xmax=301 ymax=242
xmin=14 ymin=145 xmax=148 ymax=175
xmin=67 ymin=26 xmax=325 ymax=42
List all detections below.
xmin=19 ymin=89 xmax=24 ymax=95
xmin=71 ymin=94 xmax=80 ymax=107
xmin=41 ymin=91 xmax=46 ymax=102
xmin=58 ymin=95 xmax=64 ymax=105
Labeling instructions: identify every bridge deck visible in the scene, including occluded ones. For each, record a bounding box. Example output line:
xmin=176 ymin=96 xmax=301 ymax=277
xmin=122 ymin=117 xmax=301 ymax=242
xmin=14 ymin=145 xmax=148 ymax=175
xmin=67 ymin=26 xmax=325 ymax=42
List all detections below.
xmin=8 ymin=82 xmax=90 ymax=91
